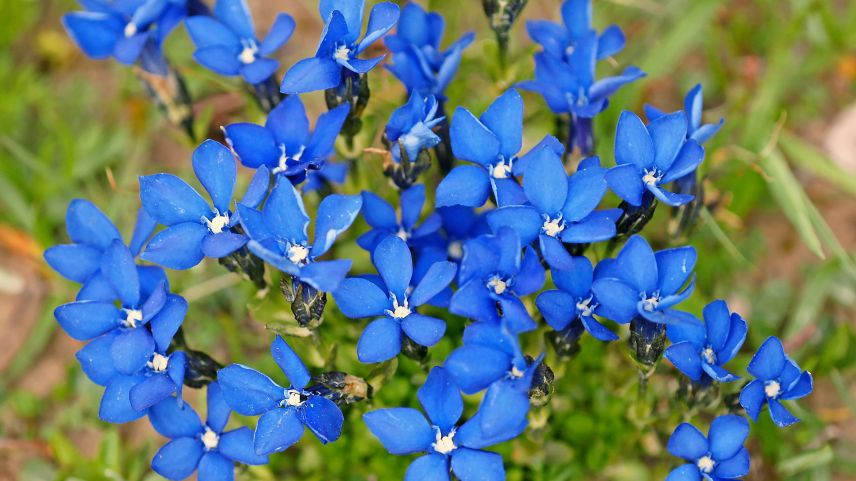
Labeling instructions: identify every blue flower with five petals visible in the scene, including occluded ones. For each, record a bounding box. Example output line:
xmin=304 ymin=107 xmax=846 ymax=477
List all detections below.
xmin=384 ymin=2 xmax=474 ymax=98
xmin=665 ymin=300 xmax=747 ymax=384
xmin=526 ymin=0 xmax=626 ymax=64
xmin=186 ymin=0 xmax=295 ymax=85
xmin=333 ymin=235 xmax=456 ymax=363
xmin=217 ymin=336 xmax=345 ymax=455
xmin=280 ymin=0 xmax=400 ymax=94
xmin=140 ymin=139 xmax=270 ymax=270
xmin=358 ymin=184 xmax=441 ymax=252
xmin=591 ymin=235 xmax=697 ymax=325
xmin=237 ymin=180 xmax=362 ymax=292
xmin=739 ymin=336 xmax=813 ymax=427
xmin=386 ymin=92 xmax=443 ymax=162
xmin=364 ymin=366 xmax=522 ymax=481
xmin=149 ymin=382 xmax=268 ymax=481
xmin=224 ymin=96 xmax=350 ymax=185
xmin=666 ymin=415 xmax=750 ymax=481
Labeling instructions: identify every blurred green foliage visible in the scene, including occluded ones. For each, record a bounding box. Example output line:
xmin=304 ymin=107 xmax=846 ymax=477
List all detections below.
xmin=1 ymin=0 xmax=855 ymax=480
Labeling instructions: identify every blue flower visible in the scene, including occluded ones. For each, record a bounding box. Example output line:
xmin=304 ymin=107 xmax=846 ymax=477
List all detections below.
xmin=62 ymin=0 xmax=186 ymax=74
xmin=237 ymin=179 xmax=362 ymax=292
xmin=139 ymin=139 xmax=270 ymax=270
xmin=280 ymin=0 xmax=400 ymax=94
xmin=450 ymin=227 xmax=544 ymax=333
xmin=536 ymin=255 xmax=619 ymax=342
xmin=217 ymin=336 xmax=345 ymax=455
xmin=386 ymin=92 xmax=443 ymax=162
xmin=739 ymin=336 xmax=813 ymax=428
xmin=645 ymin=84 xmax=724 ymax=146
xmin=149 ymin=382 xmax=268 ymax=481
xmin=333 ymin=235 xmax=456 ymax=363
xmin=384 ymin=2 xmax=474 ymax=98
xmin=605 ymin=111 xmax=706 ymax=207
xmin=358 ymin=184 xmax=441 ymax=252
xmin=486 ymin=147 xmax=621 ymax=269
xmin=526 ymin=0 xmax=626 ymax=63
xmin=186 ymin=0 xmax=295 ymax=85
xmin=434 ymin=206 xmax=491 ymax=262
xmin=591 ymin=235 xmax=697 ymax=325
xmin=666 ymin=415 xmax=750 ymax=481
xmin=436 ymin=89 xmax=565 ymax=208
xmin=444 ymin=322 xmax=541 ymax=438
xmin=664 ymin=300 xmax=747 ymax=383
xmin=364 ymin=366 xmax=521 ymax=481
xmin=44 ymin=199 xmax=157 ymax=302
xmin=224 ymin=96 xmax=350 ymax=184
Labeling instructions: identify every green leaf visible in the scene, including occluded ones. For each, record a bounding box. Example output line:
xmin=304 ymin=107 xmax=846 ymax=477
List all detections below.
xmin=777 ymin=445 xmax=834 ymax=475
xmin=779 ymin=132 xmax=856 ymax=197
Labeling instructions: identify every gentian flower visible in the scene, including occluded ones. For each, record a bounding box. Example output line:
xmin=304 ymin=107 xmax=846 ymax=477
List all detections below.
xmin=186 ymin=0 xmax=295 ymax=85
xmin=364 ymin=366 xmax=521 ymax=481
xmin=739 ymin=336 xmax=813 ymax=427
xmin=526 ymin=0 xmax=626 ymax=63
xmin=444 ymin=321 xmax=541 ymax=437
xmin=237 ymin=179 xmax=362 ymax=292
xmin=604 ymin=111 xmax=705 ymax=207
xmin=645 ymin=84 xmax=724 ymax=146
xmin=384 ymin=2 xmax=474 ymax=98
xmin=333 ymin=235 xmax=456 ymax=363
xmin=223 ymin=96 xmax=350 ymax=185
xmin=450 ymin=227 xmax=544 ymax=333
xmin=666 ymin=415 xmax=750 ymax=481
xmin=217 ymin=336 xmax=345 ymax=455
xmin=358 ymin=184 xmax=441 ymax=252
xmin=55 ymin=240 xmax=185 ymax=422
xmin=280 ymin=0 xmax=400 ymax=94
xmin=536 ymin=255 xmax=619 ymax=342
xmin=591 ymin=235 xmax=697 ymax=325
xmin=44 ymin=199 xmax=157 ymax=302
xmin=485 ymin=147 xmax=620 ymax=269
xmin=664 ymin=300 xmax=747 ymax=383
xmin=140 ymin=139 xmax=270 ymax=270
xmin=436 ymin=89 xmax=565 ymax=208
xmin=149 ymin=382 xmax=268 ymax=480
xmin=62 ymin=0 xmax=186 ymax=74
xmin=386 ymin=92 xmax=443 ymax=163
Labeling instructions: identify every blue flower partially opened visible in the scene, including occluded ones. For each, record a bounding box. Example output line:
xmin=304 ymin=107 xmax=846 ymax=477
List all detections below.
xmin=217 ymin=336 xmax=344 ymax=455
xmin=739 ymin=336 xmax=813 ymax=427
xmin=333 ymin=235 xmax=456 ymax=363
xmin=666 ymin=415 xmax=750 ymax=481
xmin=358 ymin=184 xmax=441 ymax=252
xmin=186 ymin=0 xmax=295 ymax=85
xmin=150 ymin=382 xmax=268 ymax=481
xmin=386 ymin=92 xmax=443 ymax=162
xmin=280 ymin=0 xmax=400 ymax=94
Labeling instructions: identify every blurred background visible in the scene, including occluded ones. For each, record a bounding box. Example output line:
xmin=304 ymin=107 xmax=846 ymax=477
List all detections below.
xmin=1 ymin=0 xmax=855 ymax=480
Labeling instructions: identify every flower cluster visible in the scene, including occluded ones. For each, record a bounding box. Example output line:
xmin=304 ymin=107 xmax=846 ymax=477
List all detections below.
xmin=49 ymin=1 xmax=813 ymax=480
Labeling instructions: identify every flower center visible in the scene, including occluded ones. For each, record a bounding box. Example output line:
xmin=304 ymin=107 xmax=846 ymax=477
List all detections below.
xmin=702 ymin=346 xmax=717 ymax=364
xmin=447 ymin=241 xmax=463 ymax=260
xmin=334 ymin=45 xmax=351 ymax=61
xmin=124 ymin=23 xmax=137 ymax=38
xmin=696 ymin=455 xmax=715 ymax=474
xmin=122 ymin=308 xmax=143 ymax=328
xmin=542 ymin=214 xmax=565 ymax=237
xmin=387 ymin=294 xmax=411 ymax=320
xmin=272 ymin=144 xmax=306 ymax=174
xmin=396 ymin=227 xmax=409 ymax=241
xmin=201 ymin=427 xmax=219 ymax=450
xmin=491 ymin=158 xmax=513 ymax=179
xmin=284 ymin=389 xmax=304 ymax=407
xmin=764 ymin=380 xmax=781 ymax=399
xmin=432 ymin=429 xmax=457 ymax=455
xmin=487 ymin=276 xmax=508 ymax=295
xmin=287 ymin=243 xmax=310 ymax=265
xmin=148 ymin=353 xmax=169 ymax=373
xmin=205 ymin=213 xmax=230 ymax=234
xmin=641 ymin=292 xmax=660 ymax=312
xmin=642 ymin=169 xmax=662 ymax=186
xmin=576 ymin=296 xmax=596 ymax=317
xmin=510 ymin=365 xmax=525 ymax=378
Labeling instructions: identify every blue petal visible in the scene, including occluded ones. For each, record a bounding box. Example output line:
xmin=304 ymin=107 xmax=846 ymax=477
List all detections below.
xmin=536 ymin=290 xmax=576 ymax=331
xmin=357 ymin=317 xmax=402 ymax=363
xmin=561 ymin=0 xmax=591 ymax=38
xmin=605 ymin=164 xmax=644 ymax=206
xmin=99 ymin=374 xmax=146 ymax=423
xmin=478 ymin=380 xmax=530 ymax=439
xmin=142 ymin=222 xmax=208 ymax=270
xmin=436 ymin=166 xmax=490 ymax=208
xmin=615 ymin=235 xmax=658 ymax=293
xmin=597 ymin=25 xmax=625 ymax=59
xmin=708 ymin=414 xmax=749 ymax=461
xmin=655 ymin=246 xmax=696 ymax=297
xmin=450 ymin=108 xmax=500 ymax=166
xmin=405 ymin=454 xmax=451 ymax=481
xmin=223 ymin=123 xmax=278 ymax=169
xmin=769 ymin=399 xmax=800 ymax=427
xmin=202 ymin=232 xmax=247 ymax=258
xmin=110 ymin=327 xmax=154 ymax=374
xmin=664 ymin=342 xmax=703 ymax=381
xmin=450 ymin=448 xmax=505 ymax=481
xmin=150 ymin=294 xmax=187 ymax=353
xmin=562 ymin=165 xmax=607 ymax=222
xmin=402 ymin=313 xmax=446 ymax=347
xmin=271 ymin=335 xmax=311 ymax=389
xmin=129 ymin=373 xmax=178 ymax=411
xmin=62 ymin=12 xmax=121 ymax=59
xmin=129 ymin=207 xmax=157 ymax=257
xmin=197 ymin=452 xmax=233 ymax=481
xmin=77 ymin=272 xmax=115 ymax=302
xmin=713 ymin=447 xmax=750 ymax=479
xmin=192 ymin=139 xmax=236 ymax=213
xmin=646 ymin=183 xmax=695 ymax=207
xmin=219 ymin=427 xmax=268 ymax=464
xmin=333 ymin=277 xmax=389 ymax=318
xmin=254 ymin=408 xmax=304 ymax=455
xmin=44 ymin=244 xmax=101 ymax=283
xmin=553 ymin=255 xmax=593 ymax=297
xmin=455 ymin=412 xmax=525 ymax=449
xmin=702 ymin=299 xmax=731 ymax=352
xmin=747 ymin=336 xmax=787 ymax=381
xmin=667 ymin=423 xmax=708 ymax=461
xmin=648 ymin=111 xmax=688 ymax=171
xmin=214 ymin=0 xmax=255 ymax=38
xmin=140 ymin=174 xmax=211 ymax=225
xmin=417 ymin=366 xmax=463 ymax=433
xmin=363 ymin=408 xmax=433 ymax=455
xmin=401 ymin=184 xmax=426 ymax=231
xmin=300 ymin=394 xmax=344 ymax=443
xmin=525 ymin=20 xmax=567 ymax=58
xmin=444 ymin=345 xmax=509 ymax=394
xmin=148 ymin=397 xmax=203 ymax=439
xmin=479 ymin=89 xmax=523 ymax=158
xmin=312 ymin=193 xmax=362 ymax=257
xmin=738 ymin=379 xmax=766 ymax=421
xmin=76 ymin=333 xmax=119 ymax=386
xmin=614 ymin=111 xmax=654 ymax=169
xmin=661 ymin=140 xmax=705 ymax=184
xmin=280 ymin=57 xmax=342 ymax=94
xmin=240 ymin=166 xmax=271 ymax=209
xmin=194 ymin=44 xmax=243 ymax=76
xmin=665 ymin=464 xmax=701 ymax=481
xmin=513 ymin=135 xmax=565 ymax=176
xmin=54 ymin=301 xmax=119 ymax=341
xmin=258 ymin=13 xmax=295 ymax=56
xmin=361 ymin=191 xmax=398 ymax=229
xmin=538 ymin=234 xmax=575 ymax=270
xmin=373 ymin=235 xmax=413 ymax=299
xmin=485 ymin=206 xmax=541 ymax=246
xmin=410 ymin=261 xmax=456 ymax=307
xmin=152 ymin=437 xmax=204 ymax=480
xmin=265 ymin=95 xmax=309 ymax=153
xmin=99 ymin=240 xmax=140 ymax=306
xmin=185 ymin=16 xmax=239 ymax=48
xmin=65 ymin=199 xmax=121 ymax=249
xmin=304 ymin=103 xmax=351 ymax=161
xmin=449 ymin=280 xmax=497 ymax=323
xmin=263 ymin=180 xmax=309 ymax=242
xmin=357 ymin=2 xmax=400 ymax=53
xmin=719 ymin=312 xmax=748 ymax=364
xmin=206 ymin=381 xmax=232 ymax=433
xmin=522 ymin=146 xmax=567 ymax=214
xmin=216 ymin=364 xmax=283 ymax=415
xmin=514 ymin=246 xmax=545 ymax=295
xmin=580 ymin=315 xmax=619 ymax=342
xmin=298 ymin=259 xmax=352 ymax=292
xmin=561 ymin=215 xmax=616 ymax=244
xmin=319 ymin=0 xmax=365 ymax=44
xmin=492 ymin=178 xmax=527 ymax=207
xmin=782 ymin=371 xmax=813 ymax=400
xmin=590 ymin=278 xmax=638 ymax=324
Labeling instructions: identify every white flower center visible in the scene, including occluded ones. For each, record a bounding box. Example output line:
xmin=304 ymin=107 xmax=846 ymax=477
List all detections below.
xmin=642 ymin=169 xmax=662 ymax=186
xmin=702 ymin=347 xmax=717 ymax=364
xmin=396 ymin=227 xmax=409 ymax=241
xmin=491 ymin=159 xmax=513 ymax=179
xmin=201 ymin=427 xmax=219 ymax=450
xmin=287 ymin=244 xmax=310 ymax=265
xmin=124 ymin=23 xmax=137 ymax=38
xmin=641 ymin=293 xmax=660 ymax=312
xmin=148 ymin=353 xmax=169 ymax=372
xmin=765 ymin=380 xmax=781 ymax=399
xmin=387 ymin=294 xmax=411 ymax=320
xmin=206 ymin=213 xmax=230 ymax=234
xmin=487 ymin=276 xmax=508 ymax=295
xmin=123 ymin=309 xmax=143 ymax=328
xmin=697 ymin=455 xmax=715 ymax=473
xmin=542 ymin=215 xmax=565 ymax=237
xmin=447 ymin=241 xmax=463 ymax=260
xmin=576 ymin=296 xmax=595 ymax=317
xmin=272 ymin=144 xmax=306 ymax=175
xmin=334 ymin=45 xmax=351 ymax=61
xmin=239 ymin=46 xmax=256 ymax=64
xmin=432 ymin=430 xmax=457 ymax=455
xmin=510 ymin=366 xmax=525 ymax=378
xmin=285 ymin=389 xmax=303 ymax=407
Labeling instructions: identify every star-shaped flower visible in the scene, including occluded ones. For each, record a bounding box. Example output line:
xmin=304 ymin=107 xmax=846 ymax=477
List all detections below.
xmin=666 ymin=415 xmax=750 ymax=481
xmin=358 ymin=184 xmax=441 ymax=252
xmin=386 ymin=92 xmax=443 ymax=163
xmin=739 ymin=336 xmax=813 ymax=427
